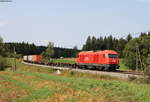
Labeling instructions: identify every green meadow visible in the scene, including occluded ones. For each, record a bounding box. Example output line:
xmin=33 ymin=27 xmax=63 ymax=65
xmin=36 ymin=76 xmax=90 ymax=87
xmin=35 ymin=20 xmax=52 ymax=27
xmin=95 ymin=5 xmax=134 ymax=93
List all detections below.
xmin=0 ymin=59 xmax=149 ymax=102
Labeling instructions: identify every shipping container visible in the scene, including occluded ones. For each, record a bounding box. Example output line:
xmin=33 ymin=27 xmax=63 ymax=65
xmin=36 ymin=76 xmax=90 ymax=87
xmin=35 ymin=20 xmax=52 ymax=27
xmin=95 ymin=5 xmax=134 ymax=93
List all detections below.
xmin=32 ymin=55 xmax=42 ymax=62
xmin=28 ymin=55 xmax=32 ymax=62
xmin=23 ymin=56 xmax=28 ymax=61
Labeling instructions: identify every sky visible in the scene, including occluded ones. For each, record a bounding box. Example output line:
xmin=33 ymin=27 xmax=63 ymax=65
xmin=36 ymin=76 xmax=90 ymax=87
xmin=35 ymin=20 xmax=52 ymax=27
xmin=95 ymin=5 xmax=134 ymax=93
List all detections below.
xmin=0 ymin=0 xmax=150 ymax=49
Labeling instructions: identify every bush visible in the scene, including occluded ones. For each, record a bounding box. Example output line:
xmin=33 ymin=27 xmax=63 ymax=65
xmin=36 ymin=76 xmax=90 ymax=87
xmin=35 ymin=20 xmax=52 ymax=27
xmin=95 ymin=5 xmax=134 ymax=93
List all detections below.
xmin=0 ymin=56 xmax=8 ymax=70
xmin=128 ymin=76 xmax=137 ymax=81
xmin=123 ymin=36 xmax=150 ymax=70
xmin=132 ymin=77 xmax=150 ymax=84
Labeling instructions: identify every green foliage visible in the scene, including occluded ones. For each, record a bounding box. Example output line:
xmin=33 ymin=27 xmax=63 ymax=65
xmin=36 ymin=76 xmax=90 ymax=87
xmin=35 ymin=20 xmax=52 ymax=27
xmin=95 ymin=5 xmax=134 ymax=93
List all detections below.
xmin=126 ymin=34 xmax=132 ymax=42
xmin=123 ymin=38 xmax=138 ymax=70
xmin=17 ymin=88 xmax=55 ymax=102
xmin=0 ymin=56 xmax=8 ymax=70
xmin=82 ymin=36 xmax=92 ymax=51
xmin=144 ymin=55 xmax=150 ymax=77
xmin=0 ymin=36 xmax=3 ymax=54
xmin=82 ymin=35 xmax=129 ymax=57
xmin=119 ymin=59 xmax=129 ymax=70
xmin=4 ymin=42 xmax=78 ymax=58
xmin=124 ymin=35 xmax=150 ymax=71
xmin=2 ymin=71 xmax=150 ymax=102
xmin=4 ymin=42 xmax=44 ymax=56
xmin=42 ymin=42 xmax=54 ymax=60
xmin=0 ymin=36 xmax=7 ymax=57
xmin=72 ymin=46 xmax=78 ymax=57
xmin=53 ymin=47 xmax=80 ymax=58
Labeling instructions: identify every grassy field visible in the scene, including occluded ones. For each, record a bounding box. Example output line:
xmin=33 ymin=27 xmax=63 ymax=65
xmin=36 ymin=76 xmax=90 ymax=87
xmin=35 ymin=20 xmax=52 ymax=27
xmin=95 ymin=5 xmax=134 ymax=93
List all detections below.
xmin=0 ymin=59 xmax=150 ymax=102
xmin=119 ymin=59 xmax=129 ymax=70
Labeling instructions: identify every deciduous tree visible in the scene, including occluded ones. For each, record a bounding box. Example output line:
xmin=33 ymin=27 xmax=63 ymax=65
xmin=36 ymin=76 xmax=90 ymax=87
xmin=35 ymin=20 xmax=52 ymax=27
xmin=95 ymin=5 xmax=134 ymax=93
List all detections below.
xmin=42 ymin=42 xmax=54 ymax=60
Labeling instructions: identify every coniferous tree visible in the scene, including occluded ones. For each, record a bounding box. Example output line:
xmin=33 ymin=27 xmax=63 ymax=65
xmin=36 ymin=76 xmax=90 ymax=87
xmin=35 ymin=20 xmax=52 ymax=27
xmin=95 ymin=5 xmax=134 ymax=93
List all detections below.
xmin=85 ymin=36 xmax=92 ymax=51
xmin=0 ymin=36 xmax=3 ymax=55
xmin=91 ymin=36 xmax=97 ymax=50
xmin=103 ymin=36 xmax=108 ymax=50
xmin=0 ymin=36 xmax=8 ymax=70
xmin=82 ymin=34 xmax=129 ymax=57
xmin=148 ymin=32 xmax=150 ymax=36
xmin=126 ymin=34 xmax=132 ymax=42
xmin=117 ymin=38 xmax=127 ymax=57
xmin=73 ymin=46 xmax=78 ymax=57
xmin=140 ymin=32 xmax=147 ymax=37
xmin=107 ymin=35 xmax=113 ymax=50
xmin=0 ymin=36 xmax=6 ymax=57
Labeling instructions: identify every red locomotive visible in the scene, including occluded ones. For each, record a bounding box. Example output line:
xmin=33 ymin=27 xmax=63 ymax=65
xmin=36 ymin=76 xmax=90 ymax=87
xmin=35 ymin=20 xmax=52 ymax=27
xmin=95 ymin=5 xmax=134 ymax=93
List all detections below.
xmin=76 ymin=50 xmax=119 ymax=71
xmin=23 ymin=50 xmax=119 ymax=71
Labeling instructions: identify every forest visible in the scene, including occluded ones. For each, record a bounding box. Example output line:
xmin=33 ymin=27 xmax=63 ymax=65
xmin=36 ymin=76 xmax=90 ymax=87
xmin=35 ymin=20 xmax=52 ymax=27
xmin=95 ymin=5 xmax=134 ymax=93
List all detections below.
xmin=2 ymin=42 xmax=78 ymax=58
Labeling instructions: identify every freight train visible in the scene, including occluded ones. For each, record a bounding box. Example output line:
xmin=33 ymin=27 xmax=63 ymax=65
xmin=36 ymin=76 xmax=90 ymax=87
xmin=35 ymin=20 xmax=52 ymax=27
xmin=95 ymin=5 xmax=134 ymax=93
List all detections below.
xmin=23 ymin=50 xmax=119 ymax=71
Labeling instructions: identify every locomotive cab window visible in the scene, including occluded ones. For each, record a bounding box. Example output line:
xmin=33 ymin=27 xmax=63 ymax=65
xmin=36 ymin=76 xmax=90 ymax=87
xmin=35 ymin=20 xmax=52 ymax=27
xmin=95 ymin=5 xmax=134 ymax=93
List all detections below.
xmin=108 ymin=54 xmax=118 ymax=58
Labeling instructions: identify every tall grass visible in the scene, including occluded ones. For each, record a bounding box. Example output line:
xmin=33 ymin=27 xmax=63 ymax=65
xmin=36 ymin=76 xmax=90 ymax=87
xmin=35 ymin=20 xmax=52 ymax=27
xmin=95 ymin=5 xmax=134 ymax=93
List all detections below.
xmin=0 ymin=58 xmax=149 ymax=102
xmin=0 ymin=56 xmax=9 ymax=70
xmin=1 ymin=71 xmax=149 ymax=102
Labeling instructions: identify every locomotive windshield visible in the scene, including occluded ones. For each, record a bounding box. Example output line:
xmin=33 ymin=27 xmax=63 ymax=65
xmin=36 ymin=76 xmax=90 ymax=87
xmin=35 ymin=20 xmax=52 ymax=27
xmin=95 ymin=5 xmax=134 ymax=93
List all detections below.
xmin=108 ymin=54 xmax=118 ymax=58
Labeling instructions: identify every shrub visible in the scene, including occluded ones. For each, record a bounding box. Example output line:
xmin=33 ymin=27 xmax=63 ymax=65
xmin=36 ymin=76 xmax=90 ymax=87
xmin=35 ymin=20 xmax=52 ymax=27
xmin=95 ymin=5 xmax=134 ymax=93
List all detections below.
xmin=132 ymin=77 xmax=150 ymax=84
xmin=128 ymin=76 xmax=137 ymax=81
xmin=0 ymin=56 xmax=8 ymax=70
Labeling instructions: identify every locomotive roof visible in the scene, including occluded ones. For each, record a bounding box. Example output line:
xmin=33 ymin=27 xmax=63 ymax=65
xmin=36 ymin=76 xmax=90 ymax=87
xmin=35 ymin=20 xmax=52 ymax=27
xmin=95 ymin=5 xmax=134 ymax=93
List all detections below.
xmin=78 ymin=50 xmax=118 ymax=55
xmin=96 ymin=50 xmax=118 ymax=54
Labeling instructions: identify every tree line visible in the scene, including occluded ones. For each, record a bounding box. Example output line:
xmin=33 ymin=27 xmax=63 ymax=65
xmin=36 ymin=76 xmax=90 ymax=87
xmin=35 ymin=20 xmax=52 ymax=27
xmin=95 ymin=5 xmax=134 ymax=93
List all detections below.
xmin=82 ymin=34 xmax=132 ymax=57
xmin=124 ymin=33 xmax=150 ymax=72
xmin=1 ymin=42 xmax=78 ymax=58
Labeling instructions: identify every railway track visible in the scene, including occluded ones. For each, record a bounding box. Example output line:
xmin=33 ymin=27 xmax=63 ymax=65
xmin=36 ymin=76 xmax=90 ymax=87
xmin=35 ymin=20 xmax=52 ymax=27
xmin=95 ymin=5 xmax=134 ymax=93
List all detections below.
xmin=22 ymin=61 xmax=144 ymax=79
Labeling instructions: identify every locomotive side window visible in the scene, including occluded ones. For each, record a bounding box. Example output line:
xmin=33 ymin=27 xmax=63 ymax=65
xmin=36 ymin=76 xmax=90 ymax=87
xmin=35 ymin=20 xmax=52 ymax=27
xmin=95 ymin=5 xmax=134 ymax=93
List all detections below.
xmin=108 ymin=54 xmax=118 ymax=58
